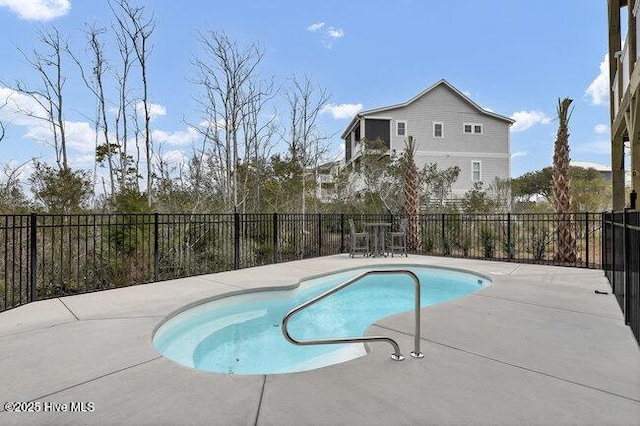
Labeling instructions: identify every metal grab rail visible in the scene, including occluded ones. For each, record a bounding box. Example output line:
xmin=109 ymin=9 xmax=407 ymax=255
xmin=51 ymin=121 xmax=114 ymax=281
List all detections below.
xmin=281 ymin=269 xmax=424 ymax=361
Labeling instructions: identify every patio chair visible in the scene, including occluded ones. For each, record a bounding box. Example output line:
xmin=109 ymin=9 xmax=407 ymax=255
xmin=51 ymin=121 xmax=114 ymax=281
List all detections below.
xmin=348 ymin=218 xmax=369 ymax=257
xmin=389 ymin=218 xmax=408 ymax=257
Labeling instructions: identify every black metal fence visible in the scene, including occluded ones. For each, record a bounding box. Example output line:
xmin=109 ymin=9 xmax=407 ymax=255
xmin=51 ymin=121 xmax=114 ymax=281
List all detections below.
xmin=407 ymin=212 xmax=602 ymax=268
xmin=603 ymin=210 xmax=640 ymax=344
xmin=1 ymin=212 xmax=603 ymax=313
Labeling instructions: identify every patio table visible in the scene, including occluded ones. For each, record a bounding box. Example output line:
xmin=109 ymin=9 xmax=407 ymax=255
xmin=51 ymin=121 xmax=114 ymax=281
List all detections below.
xmin=363 ymin=222 xmax=391 ymax=257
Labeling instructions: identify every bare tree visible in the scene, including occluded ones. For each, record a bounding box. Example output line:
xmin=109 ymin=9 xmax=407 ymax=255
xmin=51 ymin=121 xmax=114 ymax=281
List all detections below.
xmin=192 ymin=31 xmax=267 ymax=212
xmin=68 ymin=24 xmax=118 ymax=194
xmin=9 ymin=28 xmax=69 ymax=171
xmin=110 ymin=0 xmax=156 ymax=206
xmin=112 ymin=10 xmax=136 ymax=192
xmin=237 ymin=79 xmax=277 ymax=212
xmin=283 ymin=74 xmax=331 ymax=214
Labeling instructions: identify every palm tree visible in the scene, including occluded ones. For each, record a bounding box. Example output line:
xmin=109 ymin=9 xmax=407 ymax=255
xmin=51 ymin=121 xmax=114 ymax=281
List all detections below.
xmin=552 ymin=98 xmax=577 ymax=263
xmin=404 ymin=136 xmax=422 ymax=252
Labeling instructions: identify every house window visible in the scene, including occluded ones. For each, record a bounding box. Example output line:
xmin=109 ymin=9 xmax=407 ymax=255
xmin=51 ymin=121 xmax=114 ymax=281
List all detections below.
xmin=472 ymin=161 xmax=482 ymax=182
xmin=464 ymin=123 xmax=483 ymax=134
xmin=433 ymin=122 xmax=443 ymax=138
xmin=397 ymin=120 xmax=407 ymax=137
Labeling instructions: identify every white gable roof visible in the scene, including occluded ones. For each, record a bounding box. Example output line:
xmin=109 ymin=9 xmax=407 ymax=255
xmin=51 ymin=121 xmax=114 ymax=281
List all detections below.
xmin=570 ymin=161 xmax=611 ymax=172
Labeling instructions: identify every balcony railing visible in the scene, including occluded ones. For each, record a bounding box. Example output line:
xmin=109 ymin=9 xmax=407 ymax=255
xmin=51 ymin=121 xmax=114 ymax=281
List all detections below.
xmin=612 ymin=4 xmax=640 ymax=118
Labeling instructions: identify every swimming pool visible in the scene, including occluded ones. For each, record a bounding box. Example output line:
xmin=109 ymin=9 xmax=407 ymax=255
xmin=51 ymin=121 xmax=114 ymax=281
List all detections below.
xmin=153 ymin=265 xmax=489 ymax=375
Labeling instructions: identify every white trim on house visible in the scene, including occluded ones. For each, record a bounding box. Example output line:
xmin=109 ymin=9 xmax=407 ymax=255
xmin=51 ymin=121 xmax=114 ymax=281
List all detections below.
xmin=396 ymin=120 xmax=407 ymax=137
xmin=366 ymin=116 xmax=393 ymax=120
xmin=471 ymin=160 xmax=482 ymax=182
xmin=433 ymin=121 xmax=444 ymax=138
xmin=463 ymin=122 xmax=483 ymax=134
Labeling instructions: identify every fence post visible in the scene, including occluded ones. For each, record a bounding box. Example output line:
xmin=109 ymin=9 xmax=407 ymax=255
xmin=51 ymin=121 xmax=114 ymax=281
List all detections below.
xmin=317 ymin=213 xmax=322 ymax=256
xmin=234 ymin=212 xmax=240 ymax=270
xmin=611 ymin=211 xmax=616 ymax=293
xmin=585 ymin=212 xmax=589 ymax=269
xmin=273 ymin=213 xmax=278 ymax=264
xmin=340 ymin=214 xmax=345 ymax=253
xmin=601 ymin=212 xmax=606 ymax=271
xmin=623 ymin=208 xmax=630 ymax=325
xmin=507 ymin=213 xmax=512 ymax=261
xmin=29 ymin=213 xmax=37 ymax=302
xmin=441 ymin=213 xmax=445 ymax=253
xmin=153 ymin=213 xmax=159 ymax=282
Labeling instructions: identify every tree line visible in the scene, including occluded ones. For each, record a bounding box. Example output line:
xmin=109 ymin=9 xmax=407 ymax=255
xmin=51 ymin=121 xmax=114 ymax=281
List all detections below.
xmin=0 ymin=0 xmax=333 ymax=215
xmin=0 ymin=1 xmax=611 ymax=216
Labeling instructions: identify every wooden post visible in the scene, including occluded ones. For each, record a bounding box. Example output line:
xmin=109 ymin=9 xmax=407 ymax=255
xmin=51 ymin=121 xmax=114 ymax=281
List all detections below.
xmin=612 ymin=134 xmax=626 ymax=211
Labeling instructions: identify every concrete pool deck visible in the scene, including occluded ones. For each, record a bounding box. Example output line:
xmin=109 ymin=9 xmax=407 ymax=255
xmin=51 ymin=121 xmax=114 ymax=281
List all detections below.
xmin=0 ymin=255 xmax=639 ymax=425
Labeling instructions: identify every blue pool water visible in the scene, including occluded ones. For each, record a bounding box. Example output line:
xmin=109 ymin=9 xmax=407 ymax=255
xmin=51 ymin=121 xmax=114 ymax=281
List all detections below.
xmin=153 ymin=266 xmax=489 ymax=375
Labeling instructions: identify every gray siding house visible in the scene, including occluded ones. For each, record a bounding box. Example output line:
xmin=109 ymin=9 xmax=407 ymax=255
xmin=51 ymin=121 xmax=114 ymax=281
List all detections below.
xmin=341 ymin=79 xmax=514 ymax=198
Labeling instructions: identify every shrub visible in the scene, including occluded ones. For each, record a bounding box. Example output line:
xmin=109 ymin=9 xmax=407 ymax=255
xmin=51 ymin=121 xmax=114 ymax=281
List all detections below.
xmin=480 ymin=226 xmax=495 ymax=258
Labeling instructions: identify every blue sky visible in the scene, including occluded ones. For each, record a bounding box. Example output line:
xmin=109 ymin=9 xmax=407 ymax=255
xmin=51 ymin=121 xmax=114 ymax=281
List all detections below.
xmin=0 ymin=0 xmax=611 ymax=180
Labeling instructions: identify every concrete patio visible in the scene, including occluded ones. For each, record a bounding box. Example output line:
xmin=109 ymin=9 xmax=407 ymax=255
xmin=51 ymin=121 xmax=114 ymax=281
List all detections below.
xmin=0 ymin=255 xmax=638 ymax=425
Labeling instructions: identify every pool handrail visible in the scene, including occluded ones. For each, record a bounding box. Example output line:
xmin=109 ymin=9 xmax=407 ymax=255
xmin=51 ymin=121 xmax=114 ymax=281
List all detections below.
xmin=281 ymin=269 xmax=424 ymax=361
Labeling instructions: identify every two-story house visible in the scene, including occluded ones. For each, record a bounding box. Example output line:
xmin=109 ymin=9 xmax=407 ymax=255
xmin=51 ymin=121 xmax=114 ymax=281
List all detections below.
xmin=341 ymin=79 xmax=514 ymax=199
xmin=608 ymin=0 xmax=640 ymax=209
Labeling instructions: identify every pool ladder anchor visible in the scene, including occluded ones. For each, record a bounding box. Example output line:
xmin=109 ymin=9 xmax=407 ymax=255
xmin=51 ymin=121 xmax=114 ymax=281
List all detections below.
xmin=281 ymin=269 xmax=424 ymax=362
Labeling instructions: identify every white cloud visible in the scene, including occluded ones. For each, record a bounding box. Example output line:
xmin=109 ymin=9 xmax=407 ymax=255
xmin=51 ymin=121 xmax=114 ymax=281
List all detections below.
xmin=322 ymin=27 xmax=345 ymax=48
xmin=308 ymin=22 xmax=345 ymax=49
xmin=320 ymin=103 xmax=363 ymax=119
xmin=327 ymin=27 xmax=344 ymax=39
xmin=64 ymin=121 xmax=100 ymax=153
xmin=135 ymin=101 xmax=166 ymax=119
xmin=152 ymin=128 xmax=199 ymax=146
xmin=23 ymin=119 xmax=98 ymax=154
xmin=0 ymin=86 xmax=48 ymax=126
xmin=510 ymin=110 xmax=552 ymax=132
xmin=1 ymin=86 xmax=99 ymax=154
xmin=462 ymin=90 xmax=472 ymax=98
xmin=0 ymin=0 xmax=70 ymax=21
xmin=71 ymin=153 xmax=97 ymax=167
xmin=594 ymin=124 xmax=608 ymax=134
xmin=511 ymin=151 xmax=529 ymax=159
xmin=585 ymin=54 xmax=609 ymax=106
xmin=307 ymin=22 xmax=325 ymax=32
xmin=483 ymin=107 xmax=494 ymax=112
xmin=160 ymin=149 xmax=186 ymax=165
